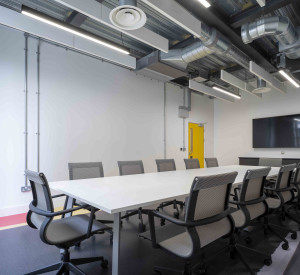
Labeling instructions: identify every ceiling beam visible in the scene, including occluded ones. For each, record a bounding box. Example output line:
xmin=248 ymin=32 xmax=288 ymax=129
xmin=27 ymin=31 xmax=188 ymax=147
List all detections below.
xmin=189 ymin=80 xmax=235 ymax=103
xmin=53 ymin=0 xmax=169 ymax=53
xmin=0 ymin=6 xmax=136 ymax=68
xmin=230 ymin=0 xmax=294 ymax=29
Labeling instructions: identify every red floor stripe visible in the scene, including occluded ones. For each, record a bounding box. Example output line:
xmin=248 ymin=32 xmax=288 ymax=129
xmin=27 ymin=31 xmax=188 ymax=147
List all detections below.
xmin=0 ymin=213 xmax=27 ymax=227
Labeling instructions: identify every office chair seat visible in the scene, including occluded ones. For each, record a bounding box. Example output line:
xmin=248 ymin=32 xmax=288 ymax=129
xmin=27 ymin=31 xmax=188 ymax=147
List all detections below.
xmin=159 ymin=232 xmax=193 ymax=258
xmin=155 ymin=217 xmax=231 ymax=258
xmin=47 ymin=214 xmax=109 ymax=245
xmin=266 ymin=198 xmax=281 ymax=209
xmin=231 ymin=210 xmax=246 ymax=228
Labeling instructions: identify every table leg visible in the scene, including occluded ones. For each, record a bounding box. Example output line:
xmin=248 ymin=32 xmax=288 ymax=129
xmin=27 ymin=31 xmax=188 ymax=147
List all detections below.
xmin=112 ymin=213 xmax=121 ymax=275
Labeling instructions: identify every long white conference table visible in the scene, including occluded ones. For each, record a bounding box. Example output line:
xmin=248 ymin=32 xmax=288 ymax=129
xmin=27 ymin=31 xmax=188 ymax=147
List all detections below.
xmin=49 ymin=165 xmax=280 ymax=275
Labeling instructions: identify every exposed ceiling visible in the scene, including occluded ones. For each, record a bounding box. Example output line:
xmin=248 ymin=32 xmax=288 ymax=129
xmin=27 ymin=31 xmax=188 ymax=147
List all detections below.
xmin=0 ymin=0 xmax=300 ymax=99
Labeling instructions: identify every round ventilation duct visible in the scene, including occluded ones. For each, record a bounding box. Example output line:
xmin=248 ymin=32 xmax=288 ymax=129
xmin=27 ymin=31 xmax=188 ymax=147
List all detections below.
xmin=109 ymin=0 xmax=147 ymax=30
xmin=253 ymin=79 xmax=271 ymax=93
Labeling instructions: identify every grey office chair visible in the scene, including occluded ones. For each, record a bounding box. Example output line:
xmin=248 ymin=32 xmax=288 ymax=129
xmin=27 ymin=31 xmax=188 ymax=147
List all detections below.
xmin=290 ymin=162 xmax=300 ymax=211
xmin=264 ymin=164 xmax=298 ymax=250
xmin=205 ymin=157 xmax=219 ymax=168
xmin=67 ymin=162 xmax=105 ymax=208
xmin=184 ymin=158 xmax=200 ymax=170
xmin=230 ymin=168 xmax=273 ymax=273
xmin=25 ymin=170 xmax=110 ymax=275
xmin=259 ymin=158 xmax=282 ymax=167
xmin=67 ymin=162 xmax=113 ymax=242
xmin=147 ymin=172 xmax=249 ymax=275
xmin=155 ymin=159 xmax=184 ymax=220
xmin=118 ymin=160 xmax=148 ymax=232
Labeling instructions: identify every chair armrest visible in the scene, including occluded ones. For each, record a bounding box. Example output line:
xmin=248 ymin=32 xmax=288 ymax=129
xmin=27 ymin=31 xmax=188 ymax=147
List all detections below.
xmin=264 ymin=186 xmax=275 ymax=191
xmin=52 ymin=194 xmax=66 ymax=199
xmin=29 ymin=202 xmax=90 ymax=217
xmin=86 ymin=207 xmax=97 ymax=238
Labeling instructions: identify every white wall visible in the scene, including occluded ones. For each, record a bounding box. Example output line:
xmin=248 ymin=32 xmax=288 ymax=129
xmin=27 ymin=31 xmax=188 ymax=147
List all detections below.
xmin=214 ymin=87 xmax=300 ymax=165
xmin=0 ymin=26 xmax=214 ymax=216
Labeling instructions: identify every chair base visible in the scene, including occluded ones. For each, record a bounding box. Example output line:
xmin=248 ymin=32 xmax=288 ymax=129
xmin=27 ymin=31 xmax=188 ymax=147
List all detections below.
xmin=121 ymin=207 xmax=149 ymax=232
xmin=156 ymin=200 xmax=184 ymax=220
xmin=24 ymin=248 xmax=108 ymax=275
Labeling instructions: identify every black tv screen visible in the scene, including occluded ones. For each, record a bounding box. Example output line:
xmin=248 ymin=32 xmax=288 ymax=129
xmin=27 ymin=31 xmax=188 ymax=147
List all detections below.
xmin=253 ymin=114 xmax=300 ymax=148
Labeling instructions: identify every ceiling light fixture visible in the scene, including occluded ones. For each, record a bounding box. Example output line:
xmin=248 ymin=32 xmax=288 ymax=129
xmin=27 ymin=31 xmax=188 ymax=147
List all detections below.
xmin=294 ymin=119 xmax=300 ymax=122
xmin=198 ymin=0 xmax=211 ymax=8
xmin=279 ymin=70 xmax=300 ymax=88
xmin=213 ymin=86 xmax=241 ymax=99
xmin=21 ymin=6 xmax=130 ymax=55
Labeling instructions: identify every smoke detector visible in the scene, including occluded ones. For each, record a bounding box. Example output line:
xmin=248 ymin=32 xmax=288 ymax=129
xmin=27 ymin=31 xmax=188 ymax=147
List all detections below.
xmin=110 ymin=0 xmax=147 ymax=30
xmin=253 ymin=78 xmax=271 ymax=93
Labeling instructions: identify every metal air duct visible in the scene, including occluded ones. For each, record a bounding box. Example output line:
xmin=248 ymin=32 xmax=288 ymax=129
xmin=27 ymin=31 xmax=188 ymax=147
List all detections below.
xmin=242 ymin=16 xmax=300 ymax=59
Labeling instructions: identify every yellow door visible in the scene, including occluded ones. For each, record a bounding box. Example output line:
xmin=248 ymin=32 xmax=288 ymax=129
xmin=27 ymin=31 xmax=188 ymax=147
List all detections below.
xmin=188 ymin=123 xmax=204 ymax=168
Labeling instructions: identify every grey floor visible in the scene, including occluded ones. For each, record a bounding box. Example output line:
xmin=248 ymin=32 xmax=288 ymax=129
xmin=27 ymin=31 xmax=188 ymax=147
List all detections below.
xmin=0 ymin=211 xmax=299 ymax=275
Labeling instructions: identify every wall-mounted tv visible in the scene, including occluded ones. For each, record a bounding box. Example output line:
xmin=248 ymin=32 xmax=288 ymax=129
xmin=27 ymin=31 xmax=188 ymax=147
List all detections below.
xmin=253 ymin=114 xmax=300 ymax=148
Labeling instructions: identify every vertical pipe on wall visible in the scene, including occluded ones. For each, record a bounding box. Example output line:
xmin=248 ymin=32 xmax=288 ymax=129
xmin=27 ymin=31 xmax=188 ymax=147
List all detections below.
xmin=23 ymin=33 xmax=29 ymax=190
xmin=182 ymin=88 xmax=186 ymax=152
xmin=163 ymin=83 xmax=167 ymax=159
xmin=36 ymin=39 xmax=41 ymax=172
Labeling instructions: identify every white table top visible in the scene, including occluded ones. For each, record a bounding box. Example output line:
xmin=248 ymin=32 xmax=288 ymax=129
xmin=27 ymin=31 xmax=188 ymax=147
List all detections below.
xmin=49 ymin=165 xmax=280 ymax=214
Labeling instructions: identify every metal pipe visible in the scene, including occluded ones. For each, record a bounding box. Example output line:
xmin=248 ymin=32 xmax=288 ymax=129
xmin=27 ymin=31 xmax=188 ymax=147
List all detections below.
xmin=24 ymin=33 xmax=28 ymax=187
xmin=163 ymin=83 xmax=166 ymax=159
xmin=242 ymin=16 xmax=298 ymax=46
xmin=37 ymin=39 xmax=41 ymax=172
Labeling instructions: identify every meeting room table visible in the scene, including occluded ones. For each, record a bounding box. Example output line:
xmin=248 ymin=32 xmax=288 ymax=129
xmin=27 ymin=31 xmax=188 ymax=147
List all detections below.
xmin=49 ymin=165 xmax=280 ymax=275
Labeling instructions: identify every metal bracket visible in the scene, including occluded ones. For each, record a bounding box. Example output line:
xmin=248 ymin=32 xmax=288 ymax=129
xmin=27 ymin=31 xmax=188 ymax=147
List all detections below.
xmin=21 ymin=186 xmax=31 ymax=192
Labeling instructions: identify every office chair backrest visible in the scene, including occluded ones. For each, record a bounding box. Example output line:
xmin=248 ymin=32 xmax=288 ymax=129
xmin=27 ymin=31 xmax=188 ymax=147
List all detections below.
xmin=205 ymin=158 xmax=219 ymax=168
xmin=184 ymin=158 xmax=200 ymax=170
xmin=156 ymin=159 xmax=176 ymax=172
xmin=292 ymin=163 xmax=300 ymax=185
xmin=185 ymin=172 xmax=237 ymax=249
xmin=118 ymin=160 xmax=144 ymax=176
xmin=239 ymin=167 xmax=271 ymax=221
xmin=68 ymin=162 xmax=104 ymax=180
xmin=25 ymin=170 xmax=54 ymax=230
xmin=274 ymin=164 xmax=297 ymax=203
xmin=259 ymin=158 xmax=282 ymax=167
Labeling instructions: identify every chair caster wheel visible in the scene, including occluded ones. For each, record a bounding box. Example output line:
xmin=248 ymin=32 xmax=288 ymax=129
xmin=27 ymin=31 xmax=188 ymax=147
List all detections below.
xmin=245 ymin=237 xmax=252 ymax=244
xmin=101 ymin=259 xmax=108 ymax=269
xmin=160 ymin=219 xmax=165 ymax=226
xmin=154 ymin=270 xmax=162 ymax=274
xmin=173 ymin=212 xmax=179 ymax=219
xmin=291 ymin=233 xmax=297 ymax=240
xmin=264 ymin=258 xmax=272 ymax=266
xmin=282 ymin=243 xmax=289 ymax=250
xmin=75 ymin=242 xmax=81 ymax=248
xmin=139 ymin=223 xmax=146 ymax=233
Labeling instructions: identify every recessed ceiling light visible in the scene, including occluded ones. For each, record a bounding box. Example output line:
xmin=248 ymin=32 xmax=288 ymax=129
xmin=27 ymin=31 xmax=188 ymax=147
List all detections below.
xmin=213 ymin=86 xmax=241 ymax=99
xmin=21 ymin=6 xmax=129 ymax=55
xmin=198 ymin=0 xmax=211 ymax=8
xmin=279 ymin=70 xmax=300 ymax=88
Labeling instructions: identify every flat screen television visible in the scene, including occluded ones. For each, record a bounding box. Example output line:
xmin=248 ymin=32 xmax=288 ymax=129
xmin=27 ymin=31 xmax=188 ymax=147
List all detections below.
xmin=253 ymin=114 xmax=300 ymax=148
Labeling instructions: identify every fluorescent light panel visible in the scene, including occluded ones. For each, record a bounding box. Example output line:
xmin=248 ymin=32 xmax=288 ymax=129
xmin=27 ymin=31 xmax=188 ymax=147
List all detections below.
xmin=213 ymin=86 xmax=241 ymax=99
xmin=279 ymin=70 xmax=300 ymax=88
xmin=198 ymin=0 xmax=211 ymax=8
xmin=294 ymin=119 xmax=300 ymax=122
xmin=21 ymin=6 xmax=129 ymax=55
